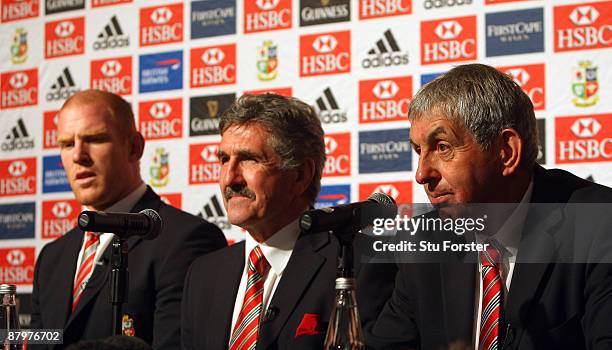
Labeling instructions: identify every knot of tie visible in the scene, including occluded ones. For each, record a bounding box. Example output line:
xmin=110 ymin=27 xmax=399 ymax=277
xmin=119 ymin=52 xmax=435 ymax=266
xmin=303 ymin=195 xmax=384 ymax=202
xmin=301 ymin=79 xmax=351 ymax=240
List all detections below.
xmin=480 ymin=243 xmax=502 ymax=268
xmin=248 ymin=246 xmax=268 ymax=276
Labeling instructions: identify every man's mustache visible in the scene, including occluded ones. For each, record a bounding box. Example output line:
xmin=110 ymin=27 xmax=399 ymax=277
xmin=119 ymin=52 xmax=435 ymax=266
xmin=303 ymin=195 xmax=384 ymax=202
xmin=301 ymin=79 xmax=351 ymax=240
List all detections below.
xmin=224 ymin=185 xmax=256 ymax=200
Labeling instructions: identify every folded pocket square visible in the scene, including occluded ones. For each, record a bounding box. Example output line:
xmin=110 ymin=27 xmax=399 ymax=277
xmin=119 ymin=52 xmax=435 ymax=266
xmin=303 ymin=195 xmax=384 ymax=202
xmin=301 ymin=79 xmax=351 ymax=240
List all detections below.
xmin=295 ymin=313 xmax=322 ymax=338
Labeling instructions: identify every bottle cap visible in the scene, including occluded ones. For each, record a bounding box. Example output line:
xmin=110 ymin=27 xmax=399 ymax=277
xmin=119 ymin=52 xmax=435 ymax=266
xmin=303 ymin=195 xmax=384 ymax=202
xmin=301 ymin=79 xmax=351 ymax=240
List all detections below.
xmin=335 ymin=277 xmax=356 ymax=290
xmin=0 ymin=284 xmax=16 ymax=294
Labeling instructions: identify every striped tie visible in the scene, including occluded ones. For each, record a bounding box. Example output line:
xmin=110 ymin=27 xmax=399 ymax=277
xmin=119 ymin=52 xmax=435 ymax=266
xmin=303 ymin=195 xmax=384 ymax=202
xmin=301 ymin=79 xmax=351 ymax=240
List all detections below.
xmin=72 ymin=231 xmax=100 ymax=312
xmin=479 ymin=245 xmax=503 ymax=350
xmin=229 ymin=246 xmax=269 ymax=350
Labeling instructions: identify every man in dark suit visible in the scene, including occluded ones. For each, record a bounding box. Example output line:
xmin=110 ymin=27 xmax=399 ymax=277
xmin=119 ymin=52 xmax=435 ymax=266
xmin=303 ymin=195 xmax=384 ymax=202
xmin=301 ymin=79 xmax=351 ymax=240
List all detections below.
xmin=181 ymin=93 xmax=394 ymax=350
xmin=365 ymin=64 xmax=612 ymax=349
xmin=30 ymin=90 xmax=227 ymax=349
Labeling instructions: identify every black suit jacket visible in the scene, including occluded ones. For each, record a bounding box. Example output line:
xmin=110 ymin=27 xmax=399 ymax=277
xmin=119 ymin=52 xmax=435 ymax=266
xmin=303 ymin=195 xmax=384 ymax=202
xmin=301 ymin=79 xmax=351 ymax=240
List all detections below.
xmin=182 ymin=230 xmax=395 ymax=350
xmin=30 ymin=187 xmax=227 ymax=349
xmin=367 ymin=166 xmax=612 ymax=350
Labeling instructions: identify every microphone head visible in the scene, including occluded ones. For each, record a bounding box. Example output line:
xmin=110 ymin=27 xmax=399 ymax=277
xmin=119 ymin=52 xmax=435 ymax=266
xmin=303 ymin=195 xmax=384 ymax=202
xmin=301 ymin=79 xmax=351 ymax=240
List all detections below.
xmin=140 ymin=209 xmax=163 ymax=240
xmin=368 ymin=192 xmax=397 ymax=213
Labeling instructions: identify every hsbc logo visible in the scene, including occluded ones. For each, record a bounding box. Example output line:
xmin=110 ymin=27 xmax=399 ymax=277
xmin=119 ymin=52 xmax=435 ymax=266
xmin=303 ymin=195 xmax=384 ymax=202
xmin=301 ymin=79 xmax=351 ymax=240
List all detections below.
xmin=422 ymin=15 xmax=477 ymax=64
xmin=300 ymin=31 xmax=351 ymax=77
xmin=52 ymin=201 xmax=73 ymax=219
xmin=435 ymin=20 xmax=462 ymax=40
xmin=554 ymin=2 xmax=612 ymax=52
xmin=150 ymin=102 xmax=172 ymax=119
xmin=359 ymin=0 xmax=411 ymax=20
xmin=140 ymin=3 xmax=183 ymax=46
xmin=200 ymin=145 xmax=219 ymax=162
xmin=373 ymin=81 xmax=399 ymax=99
xmin=2 ymin=0 xmax=39 ymax=22
xmin=499 ymin=63 xmax=545 ymax=110
xmin=6 ymin=250 xmax=25 ymax=266
xmin=323 ymin=133 xmax=350 ymax=177
xmin=257 ymin=0 xmax=280 ymax=10
xmin=570 ymin=6 xmax=599 ymax=26
xmin=101 ymin=60 xmax=122 ymax=77
xmin=190 ymin=143 xmax=221 ymax=184
xmin=55 ymin=21 xmax=75 ymax=37
xmin=506 ymin=68 xmax=530 ymax=86
xmin=324 ymin=137 xmax=338 ymax=154
xmin=201 ymin=48 xmax=225 ymax=65
xmin=151 ymin=7 xmax=173 ymax=24
xmin=8 ymin=161 xmax=27 ymax=177
xmin=556 ymin=114 xmax=612 ymax=163
xmin=374 ymin=185 xmax=399 ymax=200
xmin=571 ymin=118 xmax=601 ymax=138
xmin=313 ymin=35 xmax=337 ymax=53
xmin=360 ymin=76 xmax=411 ymax=123
xmin=9 ymin=73 xmax=28 ymax=89
xmin=191 ymin=44 xmax=236 ymax=88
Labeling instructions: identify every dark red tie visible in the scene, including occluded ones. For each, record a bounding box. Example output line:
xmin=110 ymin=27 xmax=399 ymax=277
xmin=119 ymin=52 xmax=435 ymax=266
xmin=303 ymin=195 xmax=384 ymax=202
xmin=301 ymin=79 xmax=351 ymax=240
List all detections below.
xmin=72 ymin=232 xmax=100 ymax=311
xmin=479 ymin=245 xmax=503 ymax=350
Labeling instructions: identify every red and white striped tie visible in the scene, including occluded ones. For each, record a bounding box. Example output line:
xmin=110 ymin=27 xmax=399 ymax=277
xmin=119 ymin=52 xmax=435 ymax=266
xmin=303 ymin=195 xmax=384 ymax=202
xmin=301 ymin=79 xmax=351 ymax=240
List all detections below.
xmin=229 ymin=246 xmax=269 ymax=350
xmin=479 ymin=245 xmax=503 ymax=350
xmin=72 ymin=231 xmax=100 ymax=312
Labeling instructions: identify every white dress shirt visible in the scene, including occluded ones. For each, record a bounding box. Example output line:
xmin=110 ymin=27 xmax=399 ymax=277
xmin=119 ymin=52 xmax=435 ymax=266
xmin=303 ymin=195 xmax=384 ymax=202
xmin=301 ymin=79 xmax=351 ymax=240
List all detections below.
xmin=472 ymin=179 xmax=533 ymax=348
xmin=73 ymin=182 xmax=147 ymax=285
xmin=229 ymin=218 xmax=301 ymax=340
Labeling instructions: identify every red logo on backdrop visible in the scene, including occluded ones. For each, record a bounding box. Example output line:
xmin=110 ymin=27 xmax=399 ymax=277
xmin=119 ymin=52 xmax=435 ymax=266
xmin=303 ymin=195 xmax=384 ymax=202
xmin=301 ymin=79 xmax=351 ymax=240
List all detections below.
xmin=244 ymin=87 xmax=292 ymax=97
xmin=498 ymin=63 xmax=545 ymax=111
xmin=359 ymin=181 xmax=412 ymax=216
xmin=421 ymin=16 xmax=477 ymax=65
xmin=140 ymin=3 xmax=183 ymax=47
xmin=1 ymin=0 xmax=39 ymax=22
xmin=359 ymin=0 xmax=411 ymax=20
xmin=0 ymin=158 xmax=36 ymax=197
xmin=300 ymin=31 xmax=351 ymax=77
xmin=43 ymin=110 xmax=59 ymax=149
xmin=92 ymin=0 xmax=132 ymax=8
xmin=139 ymin=98 xmax=182 ymax=140
xmin=485 ymin=0 xmax=529 ymax=3
xmin=91 ymin=56 xmax=132 ymax=96
xmin=42 ymin=199 xmax=80 ymax=239
xmin=189 ymin=143 xmax=221 ymax=184
xmin=359 ymin=76 xmax=412 ymax=123
xmin=1 ymin=69 xmax=38 ymax=109
xmin=0 ymin=247 xmax=35 ymax=285
xmin=323 ymin=133 xmax=351 ymax=177
xmin=45 ymin=17 xmax=85 ymax=59
xmin=556 ymin=114 xmax=612 ymax=164
xmin=244 ymin=0 xmax=292 ymax=34
xmin=191 ymin=44 xmax=236 ymax=88
xmin=160 ymin=193 xmax=182 ymax=209
xmin=554 ymin=1 xmax=612 ymax=52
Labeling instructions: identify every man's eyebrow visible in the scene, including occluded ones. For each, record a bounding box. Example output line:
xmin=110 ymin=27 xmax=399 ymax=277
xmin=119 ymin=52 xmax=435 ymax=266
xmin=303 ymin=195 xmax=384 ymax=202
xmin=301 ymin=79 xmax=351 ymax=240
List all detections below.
xmin=410 ymin=126 xmax=447 ymax=146
xmin=216 ymin=149 xmax=263 ymax=160
xmin=57 ymin=129 xmax=109 ymax=143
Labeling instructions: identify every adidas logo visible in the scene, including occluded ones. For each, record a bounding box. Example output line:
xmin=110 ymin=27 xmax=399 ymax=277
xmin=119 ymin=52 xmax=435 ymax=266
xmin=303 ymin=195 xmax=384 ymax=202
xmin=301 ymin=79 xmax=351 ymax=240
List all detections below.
xmin=198 ymin=195 xmax=231 ymax=230
xmin=362 ymin=29 xmax=409 ymax=69
xmin=46 ymin=67 xmax=79 ymax=101
xmin=315 ymin=88 xmax=347 ymax=124
xmin=93 ymin=15 xmax=129 ymax=50
xmin=2 ymin=118 xmax=34 ymax=151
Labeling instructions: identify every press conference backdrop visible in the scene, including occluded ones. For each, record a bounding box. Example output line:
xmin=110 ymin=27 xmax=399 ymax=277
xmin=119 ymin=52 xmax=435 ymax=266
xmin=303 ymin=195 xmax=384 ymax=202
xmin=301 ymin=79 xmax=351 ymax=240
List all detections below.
xmin=0 ymin=0 xmax=611 ymax=293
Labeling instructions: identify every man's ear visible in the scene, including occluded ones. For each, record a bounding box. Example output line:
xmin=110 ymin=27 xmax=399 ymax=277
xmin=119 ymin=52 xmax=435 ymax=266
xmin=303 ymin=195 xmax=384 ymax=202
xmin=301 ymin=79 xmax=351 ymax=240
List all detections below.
xmin=499 ymin=128 xmax=522 ymax=176
xmin=296 ymin=158 xmax=315 ymax=196
xmin=128 ymin=132 xmax=145 ymax=162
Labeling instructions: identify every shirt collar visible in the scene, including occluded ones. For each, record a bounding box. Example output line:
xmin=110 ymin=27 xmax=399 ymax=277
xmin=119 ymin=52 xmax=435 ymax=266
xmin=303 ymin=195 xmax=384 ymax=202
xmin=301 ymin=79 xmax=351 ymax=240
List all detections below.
xmin=245 ymin=218 xmax=301 ymax=276
xmin=85 ymin=182 xmax=147 ymax=213
xmin=477 ymin=178 xmax=534 ymax=258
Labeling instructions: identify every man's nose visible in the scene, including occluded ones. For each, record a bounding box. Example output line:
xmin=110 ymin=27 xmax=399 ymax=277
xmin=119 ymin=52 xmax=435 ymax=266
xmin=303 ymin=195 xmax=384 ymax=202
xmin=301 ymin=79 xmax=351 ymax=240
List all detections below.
xmin=221 ymin=158 xmax=243 ymax=186
xmin=72 ymin=140 xmax=91 ymax=164
xmin=415 ymin=154 xmax=440 ymax=185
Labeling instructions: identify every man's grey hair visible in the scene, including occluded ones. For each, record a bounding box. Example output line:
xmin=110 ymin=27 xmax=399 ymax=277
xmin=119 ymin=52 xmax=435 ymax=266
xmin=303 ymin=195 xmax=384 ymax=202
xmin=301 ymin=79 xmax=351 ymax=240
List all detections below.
xmin=409 ymin=63 xmax=538 ymax=168
xmin=219 ymin=93 xmax=325 ymax=205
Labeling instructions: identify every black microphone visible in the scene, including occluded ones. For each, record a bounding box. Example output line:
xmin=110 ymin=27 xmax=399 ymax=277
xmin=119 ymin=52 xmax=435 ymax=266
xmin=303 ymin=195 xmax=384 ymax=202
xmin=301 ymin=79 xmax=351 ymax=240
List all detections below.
xmin=78 ymin=209 xmax=163 ymax=240
xmin=300 ymin=192 xmax=397 ymax=233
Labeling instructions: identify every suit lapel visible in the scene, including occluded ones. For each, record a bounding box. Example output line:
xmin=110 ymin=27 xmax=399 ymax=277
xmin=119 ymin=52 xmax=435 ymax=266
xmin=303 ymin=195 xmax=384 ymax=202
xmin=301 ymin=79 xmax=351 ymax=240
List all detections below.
xmin=257 ymin=232 xmax=330 ymax=350
xmin=208 ymin=243 xmax=245 ymax=350
xmin=51 ymin=228 xmax=83 ymax=330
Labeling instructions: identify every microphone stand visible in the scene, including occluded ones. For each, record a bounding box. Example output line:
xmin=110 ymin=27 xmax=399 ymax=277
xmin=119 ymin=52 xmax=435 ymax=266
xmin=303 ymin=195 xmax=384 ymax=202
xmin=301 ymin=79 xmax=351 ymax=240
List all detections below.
xmin=333 ymin=229 xmax=355 ymax=278
xmin=109 ymin=236 xmax=129 ymax=336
